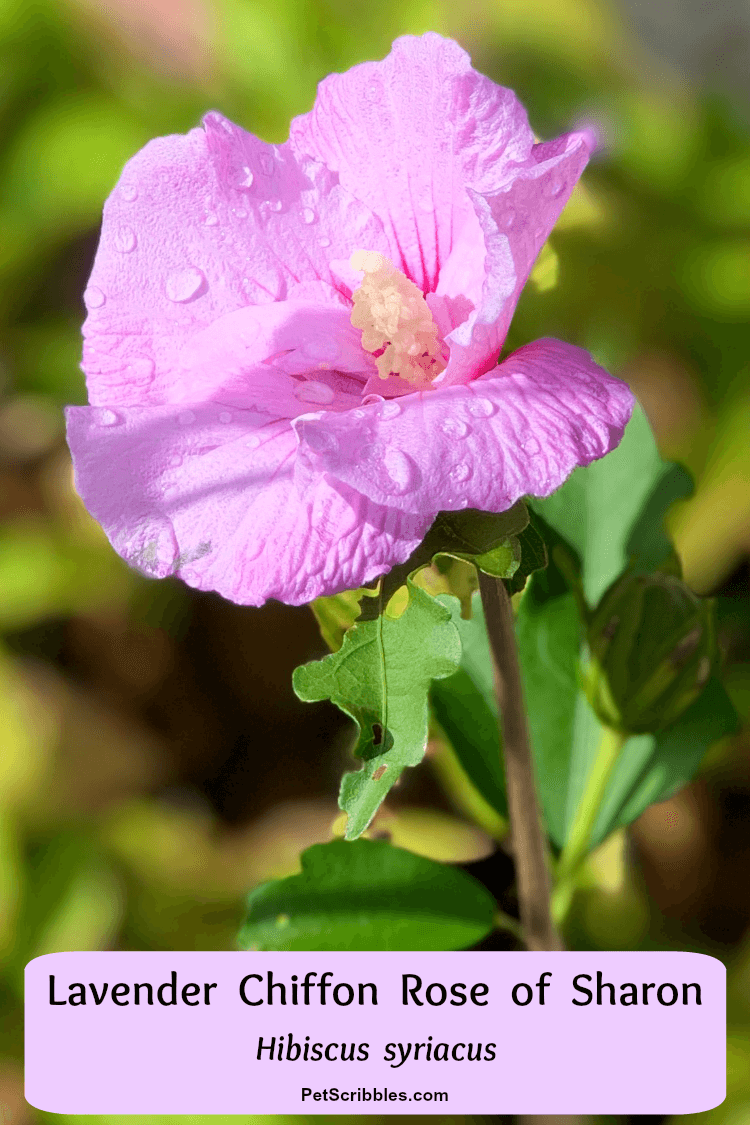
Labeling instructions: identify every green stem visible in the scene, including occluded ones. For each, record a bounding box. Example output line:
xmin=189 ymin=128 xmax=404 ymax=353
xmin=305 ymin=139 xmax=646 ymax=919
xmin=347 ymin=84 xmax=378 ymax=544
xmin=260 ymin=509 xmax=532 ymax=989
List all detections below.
xmin=552 ymin=725 xmax=626 ymax=925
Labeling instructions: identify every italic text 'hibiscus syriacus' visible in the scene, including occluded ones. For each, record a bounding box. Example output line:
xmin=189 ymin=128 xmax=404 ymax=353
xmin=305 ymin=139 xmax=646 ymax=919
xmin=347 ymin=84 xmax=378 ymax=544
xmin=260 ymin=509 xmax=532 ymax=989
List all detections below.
xmin=66 ymin=33 xmax=634 ymax=605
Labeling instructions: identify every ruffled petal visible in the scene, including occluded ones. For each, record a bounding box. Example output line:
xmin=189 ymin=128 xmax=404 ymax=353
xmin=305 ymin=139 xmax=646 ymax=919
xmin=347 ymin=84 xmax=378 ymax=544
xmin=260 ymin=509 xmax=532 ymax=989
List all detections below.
xmin=82 ymin=112 xmax=388 ymax=408
xmin=294 ymin=338 xmax=634 ymax=517
xmin=65 ymin=403 xmax=429 ymax=605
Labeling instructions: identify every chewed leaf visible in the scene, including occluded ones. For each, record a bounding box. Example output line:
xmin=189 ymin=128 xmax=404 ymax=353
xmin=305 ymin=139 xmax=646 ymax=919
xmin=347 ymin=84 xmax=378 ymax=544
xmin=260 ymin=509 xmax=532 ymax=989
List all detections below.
xmin=237 ymin=839 xmax=496 ymax=951
xmin=293 ymin=582 xmax=461 ymax=839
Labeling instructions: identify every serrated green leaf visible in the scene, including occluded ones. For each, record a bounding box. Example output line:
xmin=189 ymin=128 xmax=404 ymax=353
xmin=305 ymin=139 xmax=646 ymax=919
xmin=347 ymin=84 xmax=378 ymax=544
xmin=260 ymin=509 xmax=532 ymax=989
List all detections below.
xmin=237 ymin=839 xmax=496 ymax=951
xmin=431 ymin=594 xmax=507 ymax=819
xmin=294 ymin=582 xmax=460 ymax=839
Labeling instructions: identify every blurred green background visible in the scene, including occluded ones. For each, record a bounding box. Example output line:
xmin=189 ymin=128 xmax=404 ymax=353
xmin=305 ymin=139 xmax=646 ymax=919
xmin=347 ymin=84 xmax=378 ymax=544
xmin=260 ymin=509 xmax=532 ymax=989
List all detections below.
xmin=0 ymin=0 xmax=748 ymax=1123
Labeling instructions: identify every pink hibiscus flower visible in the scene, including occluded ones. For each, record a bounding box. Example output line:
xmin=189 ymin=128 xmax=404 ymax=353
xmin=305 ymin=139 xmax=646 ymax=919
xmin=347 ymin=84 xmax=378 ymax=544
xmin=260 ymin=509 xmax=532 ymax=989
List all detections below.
xmin=66 ymin=33 xmax=633 ymax=606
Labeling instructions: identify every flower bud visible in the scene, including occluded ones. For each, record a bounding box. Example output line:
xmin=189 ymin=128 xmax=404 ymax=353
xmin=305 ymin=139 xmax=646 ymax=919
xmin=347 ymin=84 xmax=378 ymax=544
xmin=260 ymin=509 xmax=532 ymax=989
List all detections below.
xmin=584 ymin=571 xmax=716 ymax=733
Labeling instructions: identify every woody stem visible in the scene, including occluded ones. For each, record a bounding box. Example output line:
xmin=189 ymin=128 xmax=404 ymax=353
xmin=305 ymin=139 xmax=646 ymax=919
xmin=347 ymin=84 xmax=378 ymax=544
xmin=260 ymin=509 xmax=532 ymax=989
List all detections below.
xmin=478 ymin=573 xmax=564 ymax=952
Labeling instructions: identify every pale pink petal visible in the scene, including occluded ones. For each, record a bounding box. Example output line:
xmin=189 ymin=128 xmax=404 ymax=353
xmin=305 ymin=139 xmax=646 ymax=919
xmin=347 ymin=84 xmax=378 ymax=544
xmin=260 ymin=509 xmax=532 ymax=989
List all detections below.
xmin=83 ymin=111 xmax=388 ymax=408
xmin=66 ymin=403 xmax=429 ymax=605
xmin=294 ymin=339 xmax=634 ymax=516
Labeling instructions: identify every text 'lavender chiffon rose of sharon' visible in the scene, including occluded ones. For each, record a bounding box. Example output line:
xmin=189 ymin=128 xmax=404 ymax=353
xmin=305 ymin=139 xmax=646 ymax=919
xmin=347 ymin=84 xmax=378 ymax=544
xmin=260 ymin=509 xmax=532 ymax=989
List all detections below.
xmin=66 ymin=33 xmax=634 ymax=606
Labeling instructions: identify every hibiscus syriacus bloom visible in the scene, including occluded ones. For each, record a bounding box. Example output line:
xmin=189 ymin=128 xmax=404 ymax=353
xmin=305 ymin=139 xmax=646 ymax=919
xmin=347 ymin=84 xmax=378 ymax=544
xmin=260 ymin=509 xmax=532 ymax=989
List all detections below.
xmin=66 ymin=33 xmax=633 ymax=605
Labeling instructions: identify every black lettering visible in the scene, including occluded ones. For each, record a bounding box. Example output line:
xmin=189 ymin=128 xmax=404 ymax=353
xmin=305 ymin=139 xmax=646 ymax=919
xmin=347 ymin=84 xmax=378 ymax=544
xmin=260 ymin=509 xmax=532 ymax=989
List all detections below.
xmin=384 ymin=1043 xmax=396 ymax=1062
xmin=325 ymin=1043 xmax=338 ymax=1061
xmin=358 ymin=982 xmax=377 ymax=1005
xmin=311 ymin=1043 xmax=323 ymax=1061
xmin=157 ymin=972 xmax=177 ymax=1006
xmin=413 ymin=1042 xmax=426 ymax=1059
xmin=301 ymin=1089 xmax=312 ymax=1101
xmin=658 ymin=983 xmax=678 ymax=1006
xmin=597 ymin=972 xmax=615 ymax=1005
xmin=182 ymin=984 xmax=200 ymax=1006
xmin=134 ymin=983 xmax=153 ymax=1005
xmin=402 ymin=974 xmax=422 ymax=1005
xmin=620 ymin=982 xmax=638 ymax=1005
xmin=89 ymin=982 xmax=109 ymax=1005
xmin=643 ymin=983 xmax=655 ymax=1004
xmin=333 ymin=983 xmax=354 ymax=1006
xmin=452 ymin=1043 xmax=465 ymax=1061
xmin=467 ymin=1042 xmax=482 ymax=1061
xmin=484 ymin=1042 xmax=496 ymax=1061
xmin=68 ymin=983 xmax=85 ymax=1006
xmin=572 ymin=974 xmax=592 ymax=1005
xmin=49 ymin=976 xmax=66 ymax=1005
xmin=111 ymin=983 xmax=129 ymax=1006
xmin=204 ymin=983 xmax=217 ymax=1005
xmin=256 ymin=1037 xmax=275 ymax=1059
xmin=450 ymin=982 xmax=466 ymax=1005
xmin=357 ymin=1043 xmax=369 ymax=1061
xmin=434 ymin=1042 xmax=449 ymax=1061
xmin=426 ymin=983 xmax=446 ymax=1006
xmin=512 ymin=982 xmax=533 ymax=1006
xmin=268 ymin=972 xmax=286 ymax=1005
xmin=471 ymin=982 xmax=489 ymax=1006
xmin=683 ymin=983 xmax=701 ymax=1005
xmin=240 ymin=974 xmax=263 ymax=1006
xmin=340 ymin=1042 xmax=355 ymax=1061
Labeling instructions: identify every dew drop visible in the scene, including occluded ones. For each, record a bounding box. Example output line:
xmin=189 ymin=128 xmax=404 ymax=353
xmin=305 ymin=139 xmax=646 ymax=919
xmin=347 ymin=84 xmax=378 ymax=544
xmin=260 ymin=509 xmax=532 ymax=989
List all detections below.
xmin=268 ymin=200 xmax=283 ymax=213
xmin=237 ymin=166 xmax=254 ymax=190
xmin=318 ymin=236 xmax=331 ymax=249
xmin=466 ymin=396 xmax=497 ymax=418
xmin=450 ymin=461 xmax=471 ymax=483
xmin=218 ymin=411 xmax=233 ymax=423
xmin=302 ymin=206 xmax=316 ymax=224
xmin=120 ymin=184 xmax=138 ymax=202
xmin=126 ymin=356 xmax=155 ymax=385
xmin=523 ymin=436 xmax=541 ymax=456
xmin=182 ymin=567 xmax=197 ymax=582
xmin=98 ymin=408 xmax=120 ymax=426
xmin=380 ymin=399 xmax=402 ymax=420
xmin=295 ymin=380 xmax=335 ymax=405
xmin=166 ymin=267 xmax=207 ymax=303
xmin=204 ymin=212 xmax=219 ymax=226
xmin=361 ymin=394 xmax=384 ymax=407
xmin=84 ymin=285 xmax=106 ymax=309
xmin=169 ymin=453 xmax=183 ymax=467
xmin=178 ymin=410 xmax=196 ymax=425
xmin=440 ymin=416 xmax=469 ymax=438
xmin=246 ymin=434 xmax=261 ymax=450
xmin=381 ymin=448 xmax=417 ymax=495
xmin=114 ymin=225 xmax=137 ymax=253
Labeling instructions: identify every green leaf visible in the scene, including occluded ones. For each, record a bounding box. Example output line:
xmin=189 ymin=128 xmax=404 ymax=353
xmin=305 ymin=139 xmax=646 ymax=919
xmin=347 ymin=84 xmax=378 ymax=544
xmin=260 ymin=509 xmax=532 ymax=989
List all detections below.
xmin=533 ymin=405 xmax=670 ymax=603
xmin=626 ymin=462 xmax=694 ymax=574
xmin=431 ymin=595 xmax=507 ymax=819
xmin=237 ymin=839 xmax=496 ymax=951
xmin=293 ymin=582 xmax=461 ymax=839
xmin=311 ymin=588 xmax=368 ymax=652
xmin=504 ymin=515 xmax=548 ymax=594
xmin=358 ymin=502 xmax=529 ymax=620
xmin=589 ymin=676 xmax=739 ymax=847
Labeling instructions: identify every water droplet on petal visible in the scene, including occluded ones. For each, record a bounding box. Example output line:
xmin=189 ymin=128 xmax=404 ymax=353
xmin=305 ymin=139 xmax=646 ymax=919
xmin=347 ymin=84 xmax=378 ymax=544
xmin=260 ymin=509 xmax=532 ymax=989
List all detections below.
xmin=178 ymin=410 xmax=196 ymax=425
xmin=114 ymin=225 xmax=137 ymax=253
xmin=523 ymin=436 xmax=541 ymax=455
xmin=166 ymin=267 xmax=207 ymax=303
xmin=361 ymin=393 xmax=384 ymax=407
xmin=182 ymin=567 xmax=197 ymax=582
xmin=295 ymin=380 xmax=335 ymax=405
xmin=170 ymin=453 xmax=183 ymax=467
xmin=84 ymin=285 xmax=106 ymax=309
xmin=99 ymin=408 xmax=120 ymax=426
xmin=237 ymin=166 xmax=254 ymax=190
xmin=466 ymin=396 xmax=497 ymax=418
xmin=246 ymin=434 xmax=261 ymax=450
xmin=318 ymin=236 xmax=331 ymax=248
xmin=204 ymin=212 xmax=219 ymax=226
xmin=126 ymin=356 xmax=155 ymax=385
xmin=450 ymin=461 xmax=471 ymax=483
xmin=303 ymin=423 xmax=339 ymax=456
xmin=268 ymin=200 xmax=283 ymax=213
xmin=120 ymin=184 xmax=138 ymax=202
xmin=302 ymin=206 xmax=316 ymax=224
xmin=218 ymin=411 xmax=233 ymax=424
xmin=380 ymin=400 xmax=402 ymax=420
xmin=440 ymin=416 xmax=469 ymax=438
xmin=381 ymin=448 xmax=417 ymax=495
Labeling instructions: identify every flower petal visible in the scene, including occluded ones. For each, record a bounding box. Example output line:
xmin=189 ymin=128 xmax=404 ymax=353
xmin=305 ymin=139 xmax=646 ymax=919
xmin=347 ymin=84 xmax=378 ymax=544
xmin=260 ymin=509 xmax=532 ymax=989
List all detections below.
xmin=294 ymin=338 xmax=634 ymax=517
xmin=66 ymin=403 xmax=429 ymax=605
xmin=82 ymin=111 xmax=388 ymax=408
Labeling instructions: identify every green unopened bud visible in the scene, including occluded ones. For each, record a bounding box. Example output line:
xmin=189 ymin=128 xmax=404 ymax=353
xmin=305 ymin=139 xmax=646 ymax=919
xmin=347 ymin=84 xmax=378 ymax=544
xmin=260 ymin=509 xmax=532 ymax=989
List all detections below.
xmin=584 ymin=571 xmax=716 ymax=733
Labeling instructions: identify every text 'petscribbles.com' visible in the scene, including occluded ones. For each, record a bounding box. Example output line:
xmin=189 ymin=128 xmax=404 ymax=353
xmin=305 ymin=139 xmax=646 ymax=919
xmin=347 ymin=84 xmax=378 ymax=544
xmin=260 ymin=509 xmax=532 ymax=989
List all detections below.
xmin=301 ymin=1087 xmax=449 ymax=1103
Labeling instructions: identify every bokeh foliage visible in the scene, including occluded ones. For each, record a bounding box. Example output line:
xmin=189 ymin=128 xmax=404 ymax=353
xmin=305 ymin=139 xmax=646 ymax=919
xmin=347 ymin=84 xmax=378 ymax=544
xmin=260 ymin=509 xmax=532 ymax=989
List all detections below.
xmin=0 ymin=0 xmax=748 ymax=1123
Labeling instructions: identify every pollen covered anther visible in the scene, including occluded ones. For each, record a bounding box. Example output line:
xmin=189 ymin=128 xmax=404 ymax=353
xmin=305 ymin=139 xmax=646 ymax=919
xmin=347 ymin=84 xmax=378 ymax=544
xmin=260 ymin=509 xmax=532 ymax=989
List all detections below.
xmin=349 ymin=250 xmax=446 ymax=384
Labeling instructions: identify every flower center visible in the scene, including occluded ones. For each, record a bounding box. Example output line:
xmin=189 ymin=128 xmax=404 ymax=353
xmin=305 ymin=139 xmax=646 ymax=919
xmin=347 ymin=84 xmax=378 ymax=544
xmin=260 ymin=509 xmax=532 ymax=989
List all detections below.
xmin=349 ymin=250 xmax=446 ymax=385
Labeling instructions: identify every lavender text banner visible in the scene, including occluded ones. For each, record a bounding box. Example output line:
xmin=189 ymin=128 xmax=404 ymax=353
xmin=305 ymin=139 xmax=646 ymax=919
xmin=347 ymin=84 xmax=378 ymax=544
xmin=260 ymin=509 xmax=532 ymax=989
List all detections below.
xmin=25 ymin=950 xmax=725 ymax=1114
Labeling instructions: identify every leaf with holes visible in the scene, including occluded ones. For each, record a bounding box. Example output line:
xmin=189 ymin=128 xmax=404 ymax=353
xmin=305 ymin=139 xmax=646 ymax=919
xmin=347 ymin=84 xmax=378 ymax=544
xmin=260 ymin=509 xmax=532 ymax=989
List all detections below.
xmin=293 ymin=581 xmax=461 ymax=839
